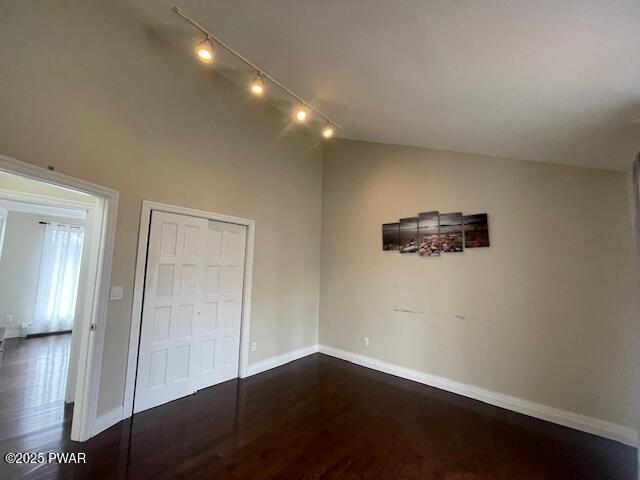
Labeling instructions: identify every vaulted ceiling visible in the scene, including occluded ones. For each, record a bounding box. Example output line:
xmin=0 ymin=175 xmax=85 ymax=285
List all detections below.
xmin=132 ymin=0 xmax=640 ymax=171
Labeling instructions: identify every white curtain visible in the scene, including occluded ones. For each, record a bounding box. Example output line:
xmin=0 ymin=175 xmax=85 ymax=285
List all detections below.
xmin=32 ymin=223 xmax=84 ymax=334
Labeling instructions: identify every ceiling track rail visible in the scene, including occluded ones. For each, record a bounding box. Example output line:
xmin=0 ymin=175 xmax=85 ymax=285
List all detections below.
xmin=172 ymin=5 xmax=343 ymax=130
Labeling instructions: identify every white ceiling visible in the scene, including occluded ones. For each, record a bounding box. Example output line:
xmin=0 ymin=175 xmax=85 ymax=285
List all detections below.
xmin=131 ymin=0 xmax=640 ymax=171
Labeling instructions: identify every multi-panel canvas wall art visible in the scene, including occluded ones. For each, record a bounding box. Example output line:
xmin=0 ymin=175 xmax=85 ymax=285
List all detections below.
xmin=383 ymin=210 xmax=490 ymax=255
xmin=399 ymin=217 xmax=419 ymax=253
xmin=464 ymin=213 xmax=490 ymax=248
xmin=439 ymin=212 xmax=463 ymax=253
xmin=418 ymin=211 xmax=440 ymax=256
xmin=382 ymin=223 xmax=399 ymax=250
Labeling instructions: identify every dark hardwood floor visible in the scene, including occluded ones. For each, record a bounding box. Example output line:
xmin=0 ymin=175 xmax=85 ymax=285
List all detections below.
xmin=0 ymin=335 xmax=72 ymax=444
xmin=0 ymin=349 xmax=636 ymax=479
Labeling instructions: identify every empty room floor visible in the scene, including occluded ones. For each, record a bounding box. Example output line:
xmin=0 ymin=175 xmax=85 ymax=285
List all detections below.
xmin=0 ymin=353 xmax=635 ymax=479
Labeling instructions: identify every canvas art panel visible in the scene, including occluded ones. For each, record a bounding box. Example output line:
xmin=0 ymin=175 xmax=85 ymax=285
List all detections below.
xmin=382 ymin=223 xmax=399 ymax=250
xmin=439 ymin=212 xmax=463 ymax=253
xmin=399 ymin=217 xmax=419 ymax=253
xmin=418 ymin=211 xmax=440 ymax=256
xmin=464 ymin=213 xmax=490 ymax=248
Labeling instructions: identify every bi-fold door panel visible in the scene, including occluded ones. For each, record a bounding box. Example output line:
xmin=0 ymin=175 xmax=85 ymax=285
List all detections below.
xmin=197 ymin=220 xmax=246 ymax=390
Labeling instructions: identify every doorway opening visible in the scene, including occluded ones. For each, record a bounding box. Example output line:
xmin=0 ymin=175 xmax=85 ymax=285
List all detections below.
xmin=0 ymin=155 xmax=118 ymax=442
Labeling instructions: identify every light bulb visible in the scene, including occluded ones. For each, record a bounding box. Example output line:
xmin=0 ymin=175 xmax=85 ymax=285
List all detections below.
xmin=195 ymin=37 xmax=214 ymax=64
xmin=250 ymin=73 xmax=264 ymax=96
xmin=322 ymin=125 xmax=334 ymax=139
xmin=294 ymin=107 xmax=308 ymax=123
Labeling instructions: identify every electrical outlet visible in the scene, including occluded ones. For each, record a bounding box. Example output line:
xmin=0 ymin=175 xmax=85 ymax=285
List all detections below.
xmin=363 ymin=336 xmax=370 ymax=347
xmin=251 ymin=342 xmax=258 ymax=352
xmin=6 ymin=314 xmax=13 ymax=325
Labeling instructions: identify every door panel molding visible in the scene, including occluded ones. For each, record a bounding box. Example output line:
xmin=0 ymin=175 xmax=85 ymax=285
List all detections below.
xmin=123 ymin=201 xmax=255 ymax=418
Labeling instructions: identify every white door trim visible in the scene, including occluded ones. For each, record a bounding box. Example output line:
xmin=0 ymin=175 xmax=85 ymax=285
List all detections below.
xmin=0 ymin=187 xmax=95 ymax=211
xmin=123 ymin=200 xmax=255 ymax=418
xmin=0 ymin=153 xmax=118 ymax=442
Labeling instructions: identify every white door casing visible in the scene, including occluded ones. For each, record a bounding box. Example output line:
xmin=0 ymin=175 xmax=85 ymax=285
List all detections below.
xmin=134 ymin=210 xmax=246 ymax=413
xmin=0 ymin=153 xmax=119 ymax=442
xmin=0 ymin=206 xmax=7 ymax=260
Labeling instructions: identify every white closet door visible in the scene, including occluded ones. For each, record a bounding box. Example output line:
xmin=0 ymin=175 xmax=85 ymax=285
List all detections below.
xmin=197 ymin=220 xmax=246 ymax=390
xmin=134 ymin=211 xmax=208 ymax=413
xmin=134 ymin=211 xmax=247 ymax=413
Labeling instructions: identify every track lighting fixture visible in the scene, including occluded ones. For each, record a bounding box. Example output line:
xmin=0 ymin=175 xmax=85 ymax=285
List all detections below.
xmin=195 ymin=36 xmax=214 ymax=64
xmin=322 ymin=124 xmax=334 ymax=139
xmin=173 ymin=5 xmax=342 ymax=138
xmin=294 ymin=106 xmax=308 ymax=123
xmin=250 ymin=72 xmax=265 ymax=96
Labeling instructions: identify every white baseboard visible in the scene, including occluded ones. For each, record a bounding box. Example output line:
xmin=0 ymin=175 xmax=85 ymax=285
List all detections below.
xmin=93 ymin=406 xmax=123 ymax=437
xmin=245 ymin=344 xmax=319 ymax=377
xmin=3 ymin=328 xmax=21 ymax=339
xmin=318 ymin=345 xmax=637 ymax=447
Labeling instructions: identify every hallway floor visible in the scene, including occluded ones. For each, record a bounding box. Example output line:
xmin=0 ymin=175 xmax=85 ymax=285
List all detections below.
xmin=0 ymin=335 xmax=72 ymax=444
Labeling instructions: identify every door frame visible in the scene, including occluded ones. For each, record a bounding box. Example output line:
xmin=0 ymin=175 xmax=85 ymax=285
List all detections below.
xmin=123 ymin=200 xmax=255 ymax=418
xmin=0 ymin=153 xmax=118 ymax=442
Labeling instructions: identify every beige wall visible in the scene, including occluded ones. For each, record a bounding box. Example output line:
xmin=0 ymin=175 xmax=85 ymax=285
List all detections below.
xmin=0 ymin=2 xmax=322 ymax=415
xmin=0 ymin=212 xmax=85 ymax=335
xmin=320 ymin=139 xmax=639 ymax=429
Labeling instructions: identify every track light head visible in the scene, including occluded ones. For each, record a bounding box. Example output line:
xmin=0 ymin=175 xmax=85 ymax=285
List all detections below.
xmin=250 ymin=73 xmax=265 ymax=96
xmin=195 ymin=37 xmax=214 ymax=64
xmin=322 ymin=124 xmax=335 ymax=139
xmin=294 ymin=106 xmax=308 ymax=123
